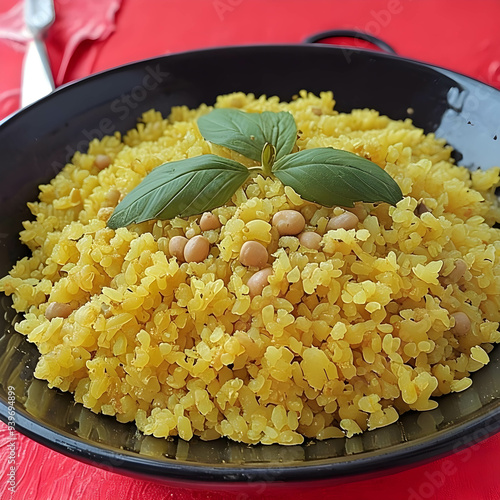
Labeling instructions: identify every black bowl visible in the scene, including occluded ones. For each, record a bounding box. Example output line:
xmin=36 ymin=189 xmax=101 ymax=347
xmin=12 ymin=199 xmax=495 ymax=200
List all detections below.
xmin=1 ymin=44 xmax=500 ymax=487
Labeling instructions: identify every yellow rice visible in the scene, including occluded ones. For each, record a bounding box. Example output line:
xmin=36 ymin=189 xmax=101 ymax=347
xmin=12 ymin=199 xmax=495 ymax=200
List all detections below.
xmin=1 ymin=90 xmax=500 ymax=445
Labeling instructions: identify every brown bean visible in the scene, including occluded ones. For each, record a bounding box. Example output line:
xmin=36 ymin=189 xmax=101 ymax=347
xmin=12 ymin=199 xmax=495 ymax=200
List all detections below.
xmin=451 ymin=312 xmax=471 ymax=336
xmin=45 ymin=302 xmax=73 ymax=320
xmin=199 ymin=212 xmax=221 ymax=231
xmin=104 ymin=188 xmax=121 ymax=207
xmin=95 ymin=154 xmax=111 ymax=170
xmin=447 ymin=259 xmax=467 ymax=283
xmin=298 ymin=231 xmax=322 ymax=250
xmin=239 ymin=241 xmax=268 ymax=268
xmin=183 ymin=235 xmax=210 ymax=263
xmin=349 ymin=204 xmax=368 ymax=221
xmin=169 ymin=236 xmax=188 ymax=262
xmin=247 ymin=268 xmax=273 ymax=297
xmin=272 ymin=210 xmax=306 ymax=236
xmin=327 ymin=212 xmax=359 ymax=231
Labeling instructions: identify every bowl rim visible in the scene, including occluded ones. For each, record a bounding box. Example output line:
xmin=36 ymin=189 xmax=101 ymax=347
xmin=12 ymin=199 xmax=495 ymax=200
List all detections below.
xmin=2 ymin=394 xmax=500 ymax=483
xmin=3 ymin=42 xmax=500 ymax=128
xmin=1 ymin=42 xmax=500 ymax=483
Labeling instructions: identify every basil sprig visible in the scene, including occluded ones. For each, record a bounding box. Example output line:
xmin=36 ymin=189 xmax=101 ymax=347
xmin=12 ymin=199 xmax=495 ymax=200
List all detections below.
xmin=108 ymin=108 xmax=403 ymax=229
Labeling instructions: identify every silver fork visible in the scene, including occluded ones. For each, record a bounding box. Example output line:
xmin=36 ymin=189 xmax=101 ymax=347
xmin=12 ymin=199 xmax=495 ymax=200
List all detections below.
xmin=21 ymin=0 xmax=55 ymax=107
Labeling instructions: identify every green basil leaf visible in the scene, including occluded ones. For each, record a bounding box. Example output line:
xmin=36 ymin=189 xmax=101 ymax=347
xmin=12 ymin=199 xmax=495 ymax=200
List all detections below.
xmin=272 ymin=148 xmax=403 ymax=207
xmin=197 ymin=109 xmax=297 ymax=162
xmin=107 ymin=155 xmax=249 ymax=229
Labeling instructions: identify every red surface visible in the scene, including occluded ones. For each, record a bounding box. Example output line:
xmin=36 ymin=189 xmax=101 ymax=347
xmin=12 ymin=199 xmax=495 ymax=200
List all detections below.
xmin=1 ymin=0 xmax=500 ymax=498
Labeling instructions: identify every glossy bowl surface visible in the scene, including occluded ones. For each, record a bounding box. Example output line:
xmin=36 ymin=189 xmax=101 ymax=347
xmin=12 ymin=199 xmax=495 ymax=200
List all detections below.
xmin=1 ymin=44 xmax=500 ymax=485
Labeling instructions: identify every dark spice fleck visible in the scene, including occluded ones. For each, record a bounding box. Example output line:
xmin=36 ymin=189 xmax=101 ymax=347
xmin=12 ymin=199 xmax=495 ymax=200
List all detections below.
xmin=415 ymin=200 xmax=431 ymax=217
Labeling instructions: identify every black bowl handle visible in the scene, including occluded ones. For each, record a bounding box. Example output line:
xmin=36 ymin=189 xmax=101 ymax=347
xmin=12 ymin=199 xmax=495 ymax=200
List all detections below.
xmin=303 ymin=29 xmax=396 ymax=55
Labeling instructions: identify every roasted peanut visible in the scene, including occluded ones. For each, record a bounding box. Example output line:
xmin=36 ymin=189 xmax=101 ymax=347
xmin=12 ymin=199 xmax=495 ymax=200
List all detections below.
xmin=247 ymin=268 xmax=273 ymax=297
xmin=94 ymin=154 xmax=111 ymax=170
xmin=239 ymin=241 xmax=268 ymax=268
xmin=447 ymin=259 xmax=467 ymax=283
xmin=45 ymin=302 xmax=73 ymax=320
xmin=183 ymin=235 xmax=210 ymax=263
xmin=200 ymin=212 xmax=221 ymax=231
xmin=272 ymin=210 xmax=306 ymax=236
xmin=104 ymin=188 xmax=121 ymax=207
xmin=169 ymin=236 xmax=188 ymax=262
xmin=298 ymin=231 xmax=322 ymax=250
xmin=451 ymin=312 xmax=471 ymax=336
xmin=327 ymin=212 xmax=359 ymax=231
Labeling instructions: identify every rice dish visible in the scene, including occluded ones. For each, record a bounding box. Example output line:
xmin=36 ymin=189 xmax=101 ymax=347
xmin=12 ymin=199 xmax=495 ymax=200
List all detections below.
xmin=1 ymin=91 xmax=499 ymax=445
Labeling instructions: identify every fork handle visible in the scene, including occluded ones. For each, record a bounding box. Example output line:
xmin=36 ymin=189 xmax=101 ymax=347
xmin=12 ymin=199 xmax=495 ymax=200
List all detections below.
xmin=21 ymin=37 xmax=55 ymax=107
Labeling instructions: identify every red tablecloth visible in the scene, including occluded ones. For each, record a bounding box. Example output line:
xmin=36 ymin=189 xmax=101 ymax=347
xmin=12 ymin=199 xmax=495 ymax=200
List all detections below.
xmin=1 ymin=0 xmax=500 ymax=498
